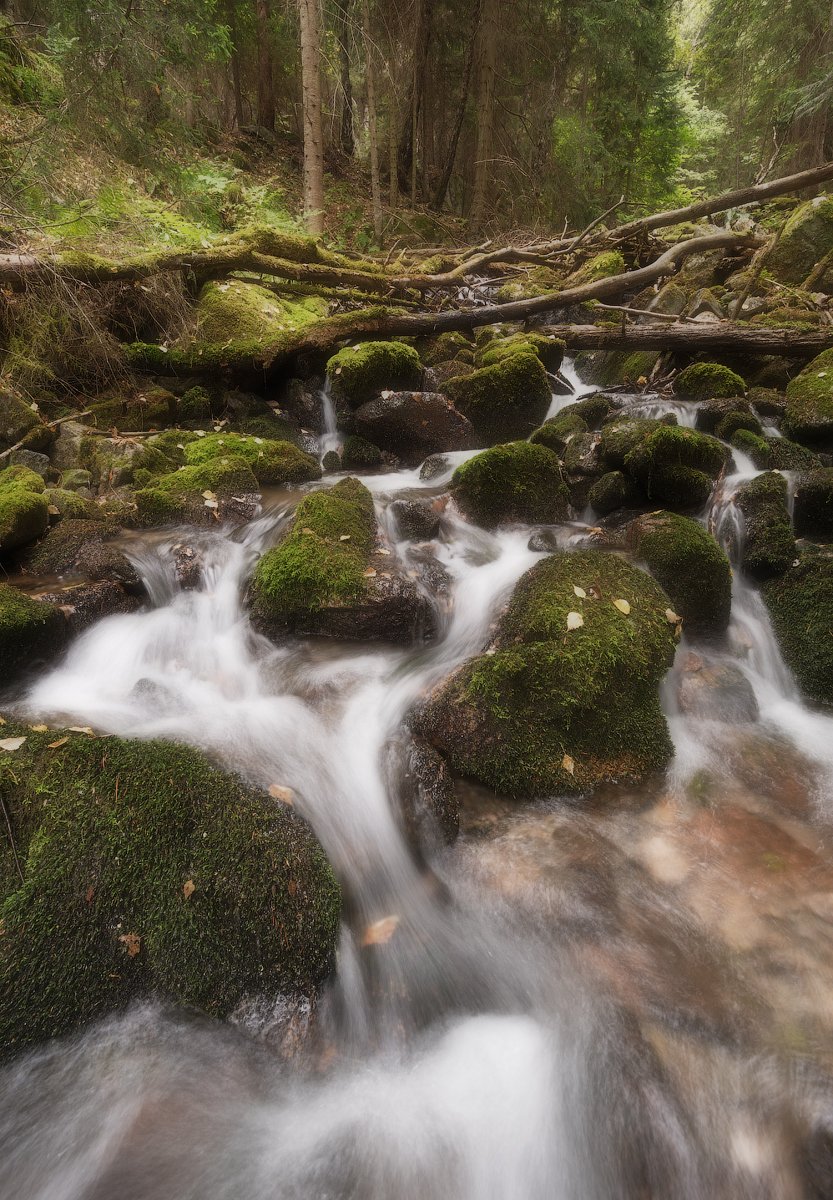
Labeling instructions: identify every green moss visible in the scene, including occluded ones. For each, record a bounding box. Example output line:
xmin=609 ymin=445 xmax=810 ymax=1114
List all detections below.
xmin=135 ymin=456 xmax=260 ymax=526
xmin=0 ymin=389 xmax=42 ymax=451
xmin=735 ymin=472 xmax=795 ymax=579
xmin=251 ymin=478 xmax=376 ymax=617
xmin=627 ymin=511 xmax=731 ymax=636
xmin=196 ymin=280 xmax=327 ymax=344
xmin=0 ymin=464 xmax=49 ymax=553
xmin=715 ymin=410 xmax=763 ymax=440
xmin=730 ymin=429 xmax=772 ymax=468
xmin=443 ymin=351 xmax=551 ymax=444
xmin=44 ymin=488 xmax=103 ymax=522
xmin=90 ymin=389 xmax=176 ymax=434
xmin=0 ymin=585 xmax=66 ymax=684
xmin=0 ymin=726 xmax=340 ymax=1054
xmin=478 ymin=332 xmax=564 ymax=372
xmin=588 ymin=471 xmax=642 ymax=515
xmin=793 ymin=469 xmax=833 ymax=537
xmin=569 ymin=250 xmax=626 ymax=284
xmin=417 ymin=550 xmax=676 ymax=797
xmin=575 ymin=350 xmax=661 ymax=387
xmin=529 ymin=411 xmax=587 ymax=454
xmin=327 ymin=341 xmax=422 ymax=408
xmin=421 ymin=332 xmax=475 ymax=367
xmin=674 ymin=362 xmax=747 ymax=401
xmin=341 ymin=435 xmax=383 ymax=469
xmin=764 ymin=553 xmax=833 ymax=705
xmin=748 ymin=306 xmax=823 ymax=332
xmin=624 ymin=425 xmax=729 ymax=509
xmin=766 ymin=195 xmax=833 ymax=284
xmin=599 ymin=417 xmax=667 ymax=468
xmin=452 ymin=442 xmax=568 ymax=528
xmin=178 ymin=385 xmax=215 ymax=424
xmin=183 ymin=433 xmax=321 ymax=485
xmin=784 ymin=349 xmax=833 ymax=445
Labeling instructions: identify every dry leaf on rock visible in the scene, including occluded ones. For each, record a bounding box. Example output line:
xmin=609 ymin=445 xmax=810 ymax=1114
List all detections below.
xmin=613 ymin=599 xmax=631 ymax=615
xmin=0 ymin=737 xmax=26 ymax=752
xmin=566 ymin=611 xmax=584 ymax=630
xmin=268 ymin=784 xmax=294 ymax=804
xmin=48 ymin=737 xmax=68 ymax=749
xmin=183 ymin=879 xmax=196 ymax=899
xmin=362 ymin=915 xmax=400 ymax=947
xmin=562 ymin=754 xmax=576 ymax=775
xmin=118 ymin=932 xmax=141 ymax=958
xmin=573 ymin=586 xmax=587 ymax=599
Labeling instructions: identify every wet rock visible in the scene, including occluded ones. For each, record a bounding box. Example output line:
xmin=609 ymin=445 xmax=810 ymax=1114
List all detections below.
xmin=427 ymin=358 xmax=476 ymax=389
xmin=399 ymin=738 xmax=459 ymax=848
xmin=588 ymin=470 xmax=643 ymax=516
xmin=36 ymin=580 xmax=141 ymax=633
xmin=321 ymin=450 xmax=341 ymax=473
xmin=352 ymin=391 xmax=474 ymax=465
xmin=527 ymin=528 xmax=563 ymax=553
xmin=793 ymin=468 xmax=833 ymax=537
xmin=748 ymin=387 xmax=787 ymax=418
xmin=414 ymin=550 xmax=677 ymax=798
xmin=169 ymin=542 xmax=204 ymax=590
xmin=25 ymin=519 xmax=143 ymax=592
xmin=8 ymin=449 xmax=51 ymax=479
xmin=389 ymin=498 xmax=441 ymax=541
xmin=623 ymin=425 xmax=730 ymax=511
xmin=442 ymin=351 xmax=551 ymax=444
xmin=340 ymin=434 xmax=384 ymax=470
xmin=764 ymin=552 xmax=833 ymax=706
xmin=419 ymin=454 xmax=451 ymax=482
xmin=695 ymin=395 xmax=755 ymax=435
xmin=562 ymin=431 xmax=602 ymax=476
xmin=407 ymin=547 xmax=453 ymax=599
xmin=0 ymin=583 xmax=68 ymax=688
xmin=735 ymin=473 xmax=795 ymax=580
xmin=677 ymin=654 xmax=759 ymax=722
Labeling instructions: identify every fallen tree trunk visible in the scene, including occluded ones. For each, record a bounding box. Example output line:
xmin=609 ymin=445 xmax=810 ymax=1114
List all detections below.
xmin=126 ymin=232 xmax=762 ymax=377
xmin=538 ymin=322 xmax=833 ymax=358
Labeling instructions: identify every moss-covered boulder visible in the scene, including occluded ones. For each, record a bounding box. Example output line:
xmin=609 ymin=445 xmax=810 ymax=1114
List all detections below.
xmin=529 ymin=410 xmax=587 ymax=455
xmin=588 ymin=471 xmax=643 ymax=515
xmin=414 ymin=550 xmax=677 ymax=797
xmin=327 ymin=341 xmax=422 ymax=408
xmin=22 ymin=519 xmax=140 ymax=591
xmin=90 ymin=388 xmax=177 ymax=434
xmin=626 ymin=511 xmax=731 ymax=637
xmin=442 ymin=351 xmax=551 ymax=444
xmin=250 ymin=478 xmax=431 ymax=642
xmin=568 ymin=250 xmax=626 ymax=284
xmin=730 ymin=429 xmax=821 ymax=472
xmin=196 ymin=279 xmax=327 ymax=345
xmin=451 ymin=442 xmax=568 ymax=529
xmin=764 ymin=554 xmax=833 ymax=705
xmin=574 ymin=350 xmax=661 ymax=388
xmin=0 ymin=388 xmax=47 ymax=452
xmin=135 ymin=456 xmax=260 ymax=526
xmin=352 ymin=391 xmax=474 ymax=464
xmin=784 ymin=350 xmax=833 ymax=445
xmin=478 ymin=332 xmax=564 ymax=372
xmin=0 ymin=585 xmax=67 ymax=687
xmin=623 ymin=425 xmax=729 ymax=510
xmin=598 ymin=416 xmax=670 ymax=468
xmin=182 ymin=432 xmax=321 ymax=485
xmin=766 ymin=195 xmax=833 ymax=285
xmin=341 ymin=434 xmax=383 ymax=470
xmin=421 ymin=331 xmax=475 ymax=368
xmin=0 ymin=726 xmax=340 ymax=1054
xmin=43 ymin=487 xmax=103 ymax=522
xmin=735 ymin=472 xmax=795 ymax=580
xmin=0 ymin=464 xmax=49 ymax=553
xmin=793 ymin=469 xmax=833 ymax=538
xmin=695 ymin=396 xmax=757 ymax=435
xmin=673 ymin=362 xmax=746 ymax=401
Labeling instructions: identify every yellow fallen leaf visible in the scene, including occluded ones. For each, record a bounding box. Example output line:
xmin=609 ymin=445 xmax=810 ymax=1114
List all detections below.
xmin=201 ymin=490 xmax=217 ymax=500
xmin=204 ymin=498 xmax=219 ymax=509
xmin=665 ymin=608 xmax=682 ymax=625
xmin=339 ymin=534 xmax=351 ymax=541
xmin=48 ymin=737 xmax=68 ymax=749
xmin=69 ymin=726 xmax=96 ymax=736
xmin=363 ymin=567 xmax=378 ymax=578
xmin=566 ymin=611 xmax=584 ymax=630
xmin=378 ymin=548 xmax=391 ymax=556
xmin=0 ymin=716 xmax=5 ymax=725
xmin=613 ymin=599 xmax=631 ymax=615
xmin=182 ymin=879 xmax=196 ymax=899
xmin=118 ymin=932 xmax=141 ymax=958
xmin=562 ymin=754 xmax=575 ymax=775
xmin=0 ymin=737 xmax=26 ymax=752
xmin=268 ymin=784 xmax=294 ymax=804
xmin=362 ymin=915 xmax=400 ymax=946
xmin=573 ymin=586 xmax=587 ymax=599
xmin=29 ymin=724 xmax=49 ymax=733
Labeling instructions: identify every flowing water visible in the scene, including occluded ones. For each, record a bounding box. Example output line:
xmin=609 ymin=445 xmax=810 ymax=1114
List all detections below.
xmin=4 ymin=367 xmax=833 ymax=1198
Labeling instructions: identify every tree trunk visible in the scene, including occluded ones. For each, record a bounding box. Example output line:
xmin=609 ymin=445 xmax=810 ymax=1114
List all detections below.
xmin=227 ymin=0 xmax=245 ymax=128
xmin=362 ymin=0 xmax=383 ymax=244
xmin=469 ymin=0 xmax=497 ymax=230
xmin=387 ymin=80 xmax=398 ymax=208
xmin=255 ymin=0 xmax=275 ymax=130
xmin=396 ymin=0 xmax=434 ymax=196
xmin=537 ymin=323 xmax=833 ymax=357
xmin=336 ymin=0 xmax=355 ymax=157
xmin=298 ymin=0 xmax=325 ymax=235
xmin=431 ymin=0 xmax=482 ymax=211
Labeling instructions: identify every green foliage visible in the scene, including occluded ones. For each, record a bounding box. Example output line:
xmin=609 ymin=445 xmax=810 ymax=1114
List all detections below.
xmin=0 ymin=724 xmax=340 ymax=1054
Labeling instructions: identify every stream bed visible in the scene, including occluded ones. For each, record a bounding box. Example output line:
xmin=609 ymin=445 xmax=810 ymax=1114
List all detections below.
xmin=3 ymin=366 xmax=833 ymax=1199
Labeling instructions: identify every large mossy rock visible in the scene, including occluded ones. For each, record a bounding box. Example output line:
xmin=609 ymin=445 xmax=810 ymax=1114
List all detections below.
xmin=764 ymin=554 xmax=833 ymax=706
xmin=0 ymin=465 xmax=49 ymax=553
xmin=0 ymin=726 xmax=340 ymax=1055
xmin=327 ymin=340 xmax=422 ymax=409
xmin=794 ymin=468 xmax=833 ymax=537
xmin=182 ymin=432 xmax=321 ymax=485
xmin=766 ymin=195 xmax=833 ymax=286
xmin=626 ymin=511 xmax=731 ymax=637
xmin=588 ymin=470 xmax=643 ymax=515
xmin=574 ymin=350 xmax=661 ymax=388
xmin=784 ymin=350 xmax=833 ymax=446
xmin=451 ymin=442 xmax=568 ymax=529
xmin=135 ymin=456 xmax=260 ymax=526
xmin=673 ymin=362 xmax=746 ymax=401
xmin=734 ymin=472 xmax=796 ymax=580
xmin=250 ymin=478 xmax=432 ymax=642
xmin=196 ymin=279 xmax=327 ymax=344
xmin=730 ymin=429 xmax=821 ymax=472
xmin=442 ymin=350 xmax=551 ymax=444
xmin=598 ymin=416 xmax=671 ymax=468
xmin=623 ymin=425 xmax=730 ymax=510
xmin=414 ymin=550 xmax=677 ymax=797
xmin=477 ymin=331 xmax=565 ymax=372
xmin=0 ymin=585 xmax=67 ymax=687
xmin=352 ymin=391 xmax=474 ymax=464
xmin=0 ymin=388 xmax=47 ymax=453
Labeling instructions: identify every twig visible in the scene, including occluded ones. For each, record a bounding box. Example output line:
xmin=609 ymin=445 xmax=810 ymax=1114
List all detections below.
xmin=591 ymin=301 xmax=700 ymax=324
xmin=0 ymin=409 xmax=93 ymax=463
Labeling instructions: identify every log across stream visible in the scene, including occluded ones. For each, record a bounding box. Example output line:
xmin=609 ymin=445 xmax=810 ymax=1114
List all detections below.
xmin=4 ymin=364 xmax=833 ymax=1198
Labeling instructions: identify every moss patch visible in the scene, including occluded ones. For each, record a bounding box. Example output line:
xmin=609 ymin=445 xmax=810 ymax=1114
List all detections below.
xmin=341 ymin=434 xmax=383 ymax=469
xmin=443 ymin=351 xmax=551 ymax=444
xmin=624 ymin=425 xmax=729 ymax=510
xmin=183 ymin=432 xmax=321 ymax=485
xmin=766 ymin=195 xmax=833 ymax=285
xmin=627 ymin=511 xmax=731 ymax=636
xmin=0 ymin=464 xmax=49 ymax=553
xmin=0 ymin=726 xmax=340 ymax=1055
xmin=764 ymin=553 xmax=833 ymax=705
xmin=478 ymin=332 xmax=564 ymax=372
xmin=452 ymin=442 xmax=568 ymax=528
xmin=196 ymin=279 xmax=327 ymax=344
xmin=674 ymin=362 xmax=746 ymax=401
xmin=415 ymin=550 xmax=676 ymax=797
xmin=327 ymin=341 xmax=422 ymax=408
xmin=135 ymin=456 xmax=259 ymax=526
xmin=568 ymin=250 xmax=626 ymax=284
xmin=588 ymin=471 xmax=642 ymax=515
xmin=0 ymin=586 xmax=67 ymax=685
xmin=735 ymin=472 xmax=795 ymax=580
xmin=784 ymin=350 xmax=833 ymax=445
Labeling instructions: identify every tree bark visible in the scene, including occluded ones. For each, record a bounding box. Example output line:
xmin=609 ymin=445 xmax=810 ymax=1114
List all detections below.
xmin=336 ymin=0 xmax=355 ymax=157
xmin=362 ymin=0 xmax=383 ymax=244
xmin=255 ymin=0 xmax=275 ymax=131
xmin=298 ymin=0 xmax=325 ymax=235
xmin=396 ymin=0 xmax=434 ymax=196
xmin=537 ymin=323 xmax=833 ymax=357
xmin=431 ymin=0 xmax=482 ymax=211
xmin=468 ymin=0 xmax=497 ymax=230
